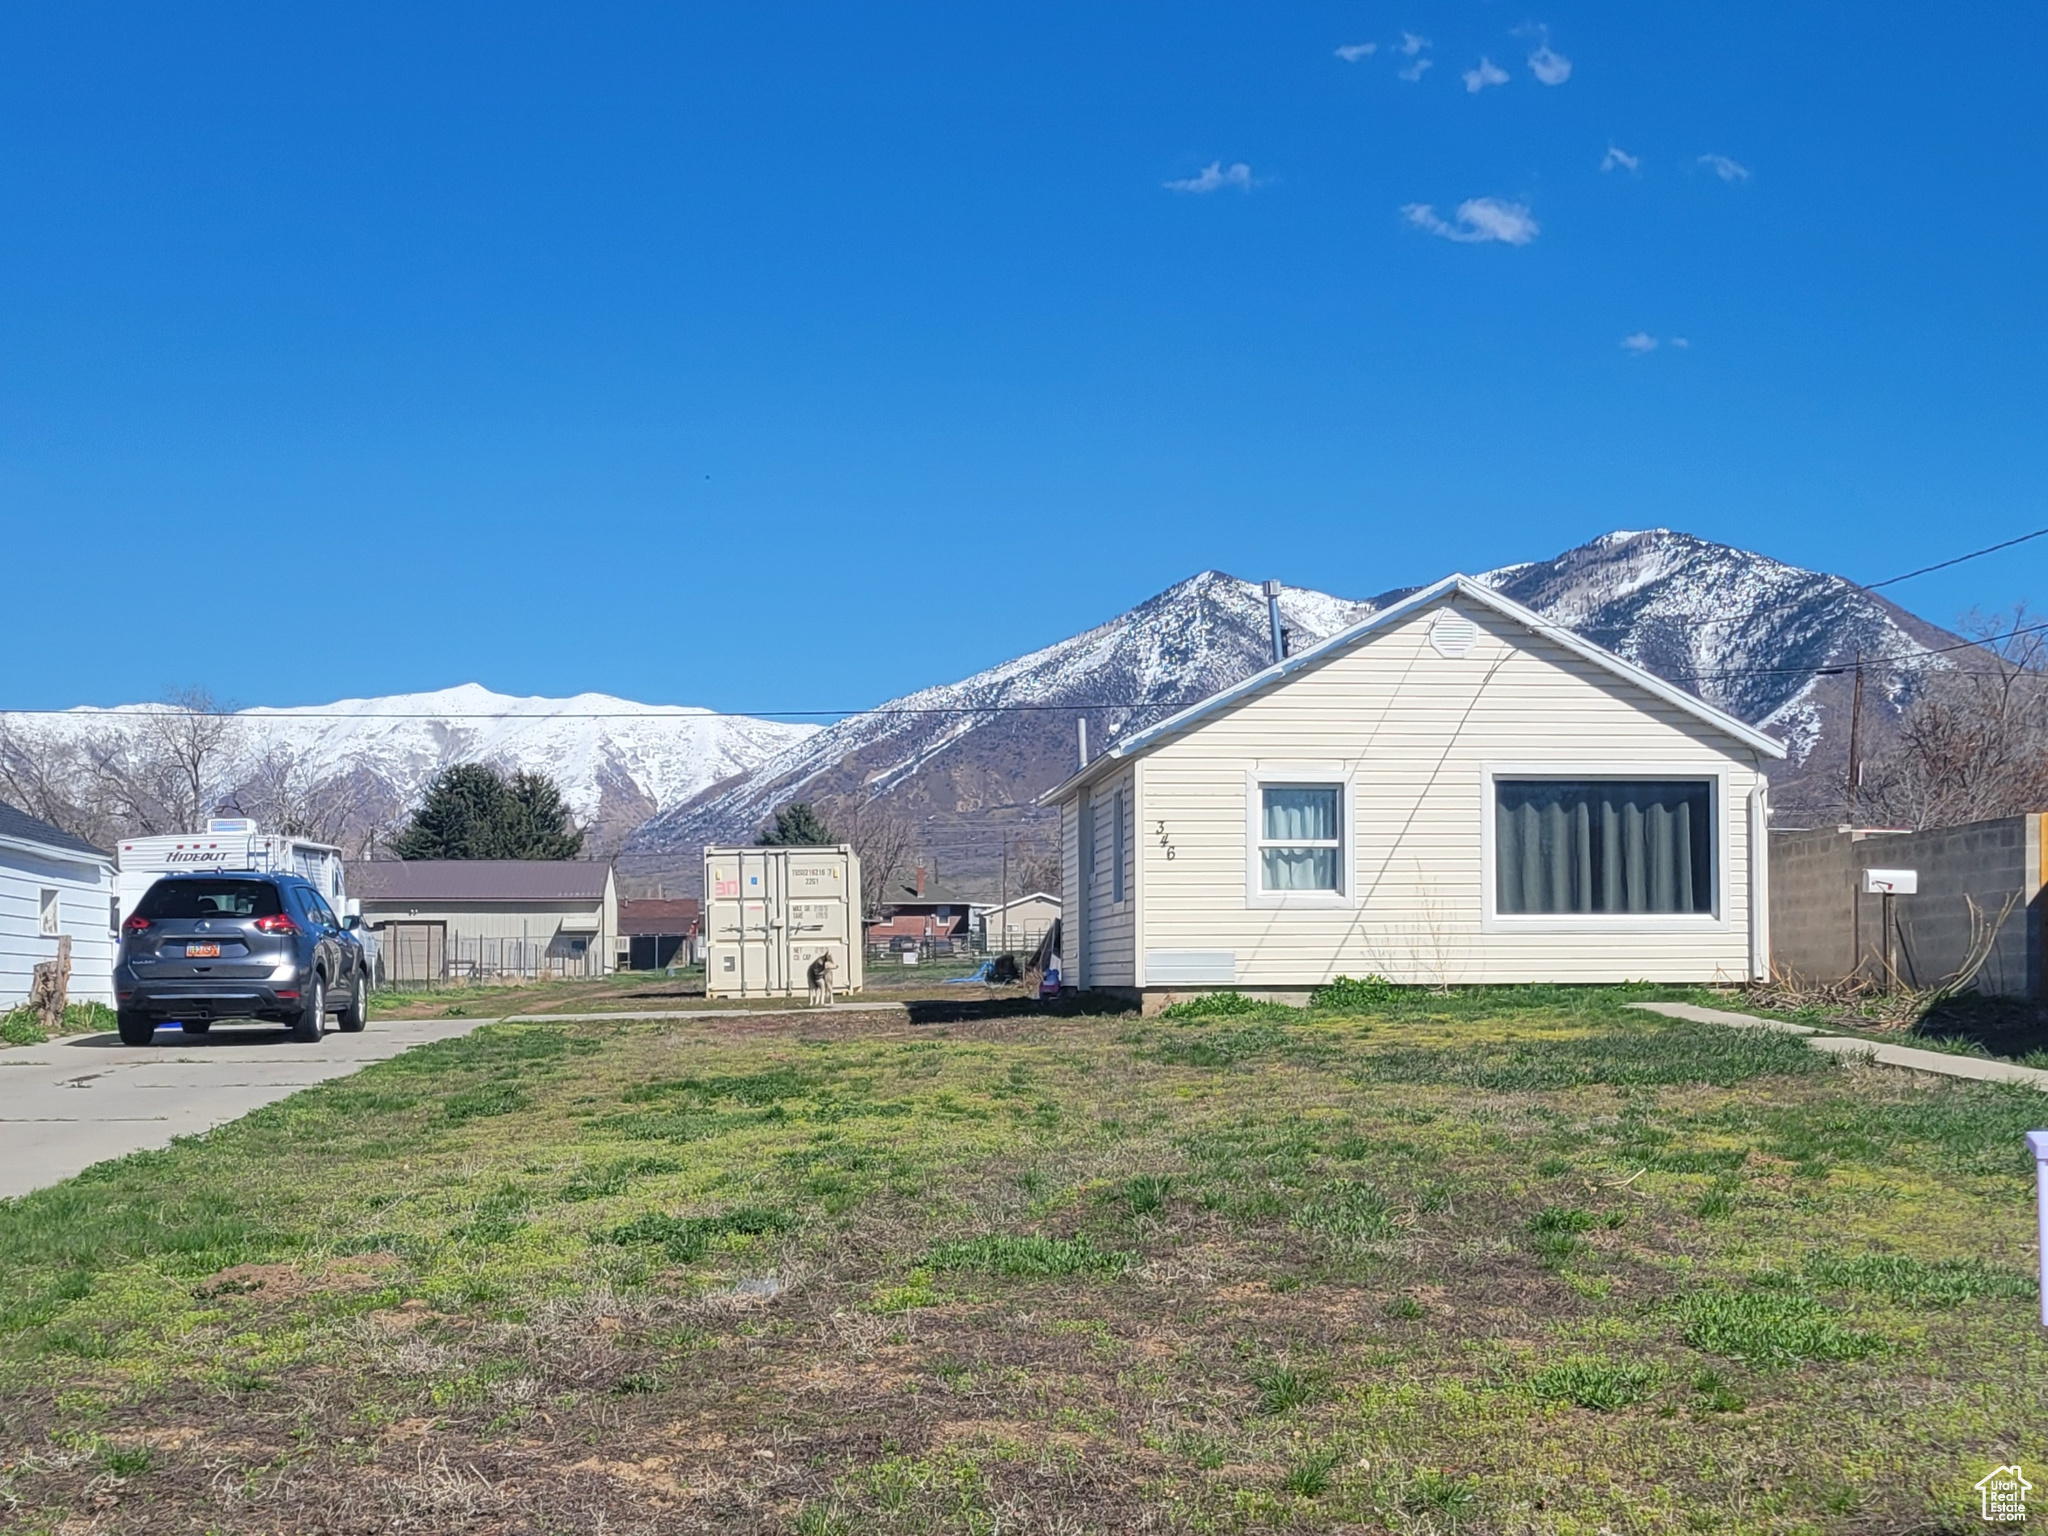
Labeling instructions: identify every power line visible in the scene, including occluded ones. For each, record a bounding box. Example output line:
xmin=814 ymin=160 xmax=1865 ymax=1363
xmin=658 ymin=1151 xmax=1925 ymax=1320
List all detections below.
xmin=1864 ymin=525 xmax=2048 ymax=590
xmin=1666 ymin=616 xmax=2048 ymax=683
xmin=1669 ymin=524 xmax=2048 ymax=629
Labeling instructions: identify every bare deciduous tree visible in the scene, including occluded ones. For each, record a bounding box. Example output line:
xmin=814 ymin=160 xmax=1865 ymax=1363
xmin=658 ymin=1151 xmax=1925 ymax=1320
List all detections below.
xmin=1857 ymin=609 xmax=2048 ymax=830
xmin=0 ymin=690 xmax=247 ymax=845
xmin=1012 ymin=838 xmax=1060 ymax=897
xmin=825 ymin=794 xmax=920 ymax=917
xmin=225 ymin=743 xmax=388 ymax=855
xmin=0 ymin=718 xmax=102 ymax=843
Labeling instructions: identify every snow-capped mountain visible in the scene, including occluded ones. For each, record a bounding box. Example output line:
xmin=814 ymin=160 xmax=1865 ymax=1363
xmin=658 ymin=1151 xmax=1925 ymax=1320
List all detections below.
xmin=13 ymin=684 xmax=815 ymax=852
xmin=1469 ymin=530 xmax=1958 ymax=766
xmin=627 ymin=573 xmax=1374 ymax=881
xmin=627 ymin=530 xmax=1968 ymax=888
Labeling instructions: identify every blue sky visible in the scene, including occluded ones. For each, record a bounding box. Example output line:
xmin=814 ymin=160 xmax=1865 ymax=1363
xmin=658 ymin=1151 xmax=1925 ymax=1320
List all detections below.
xmin=3 ymin=2 xmax=2043 ymax=714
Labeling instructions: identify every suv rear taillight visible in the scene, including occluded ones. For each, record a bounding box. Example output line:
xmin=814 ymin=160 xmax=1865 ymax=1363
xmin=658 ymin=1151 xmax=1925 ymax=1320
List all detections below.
xmin=253 ymin=914 xmax=300 ymax=935
xmin=123 ymin=915 xmax=151 ymax=933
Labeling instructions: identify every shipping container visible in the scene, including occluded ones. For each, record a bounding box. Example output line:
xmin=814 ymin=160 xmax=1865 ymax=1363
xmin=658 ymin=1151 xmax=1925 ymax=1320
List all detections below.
xmin=702 ymin=844 xmax=863 ymax=998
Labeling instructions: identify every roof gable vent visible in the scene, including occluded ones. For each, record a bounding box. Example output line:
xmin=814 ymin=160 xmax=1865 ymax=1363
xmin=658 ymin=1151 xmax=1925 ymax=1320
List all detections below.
xmin=1428 ymin=608 xmax=1479 ymax=659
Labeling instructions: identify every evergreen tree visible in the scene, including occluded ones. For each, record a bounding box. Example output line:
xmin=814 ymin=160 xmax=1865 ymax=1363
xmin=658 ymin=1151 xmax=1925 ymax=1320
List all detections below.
xmin=501 ymin=770 xmax=584 ymax=859
xmin=390 ymin=764 xmax=508 ymax=859
xmin=757 ymin=801 xmax=837 ymax=846
xmin=391 ymin=764 xmax=584 ymax=859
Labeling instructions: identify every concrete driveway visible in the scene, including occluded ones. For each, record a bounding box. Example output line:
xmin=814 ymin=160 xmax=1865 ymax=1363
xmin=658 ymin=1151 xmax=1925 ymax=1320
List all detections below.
xmin=0 ymin=1016 xmax=491 ymax=1201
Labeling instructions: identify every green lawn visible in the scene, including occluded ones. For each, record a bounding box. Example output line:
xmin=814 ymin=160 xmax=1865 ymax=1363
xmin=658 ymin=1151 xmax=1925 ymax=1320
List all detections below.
xmin=0 ymin=989 xmax=2042 ymax=1533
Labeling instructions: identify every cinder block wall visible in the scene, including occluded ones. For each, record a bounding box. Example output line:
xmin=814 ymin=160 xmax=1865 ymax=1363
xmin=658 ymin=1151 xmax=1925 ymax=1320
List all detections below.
xmin=1768 ymin=816 xmax=2041 ymax=996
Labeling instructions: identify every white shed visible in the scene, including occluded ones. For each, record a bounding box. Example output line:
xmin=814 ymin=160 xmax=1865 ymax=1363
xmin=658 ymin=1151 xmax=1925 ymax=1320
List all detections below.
xmin=1045 ymin=576 xmax=1785 ymax=1008
xmin=978 ymin=892 xmax=1062 ymax=953
xmin=0 ymin=800 xmax=119 ymax=1008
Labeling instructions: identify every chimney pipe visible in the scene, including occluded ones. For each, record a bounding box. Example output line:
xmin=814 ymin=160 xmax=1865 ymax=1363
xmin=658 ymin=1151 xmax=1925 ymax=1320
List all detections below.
xmin=1077 ymin=717 xmax=1088 ymax=769
xmin=916 ymin=865 xmax=925 ymax=896
xmin=1263 ymin=579 xmax=1285 ymax=663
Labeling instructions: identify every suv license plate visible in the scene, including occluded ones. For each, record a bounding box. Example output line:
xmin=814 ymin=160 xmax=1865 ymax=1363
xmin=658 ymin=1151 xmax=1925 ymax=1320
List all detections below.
xmin=185 ymin=943 xmax=221 ymax=958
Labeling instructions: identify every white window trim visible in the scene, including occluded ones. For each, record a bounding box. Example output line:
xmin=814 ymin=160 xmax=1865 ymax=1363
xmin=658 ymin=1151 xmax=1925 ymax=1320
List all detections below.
xmin=38 ymin=888 xmax=61 ymax=938
xmin=1480 ymin=761 xmax=1732 ymax=934
xmin=1245 ymin=766 xmax=1358 ymax=909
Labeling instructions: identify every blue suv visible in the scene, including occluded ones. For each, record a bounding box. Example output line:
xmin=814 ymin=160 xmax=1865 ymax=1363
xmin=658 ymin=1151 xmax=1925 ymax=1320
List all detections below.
xmin=114 ymin=872 xmax=369 ymax=1046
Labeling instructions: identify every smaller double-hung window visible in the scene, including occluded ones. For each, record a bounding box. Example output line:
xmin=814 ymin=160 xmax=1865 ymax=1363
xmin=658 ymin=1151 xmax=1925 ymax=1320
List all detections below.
xmin=1258 ymin=784 xmax=1343 ymax=893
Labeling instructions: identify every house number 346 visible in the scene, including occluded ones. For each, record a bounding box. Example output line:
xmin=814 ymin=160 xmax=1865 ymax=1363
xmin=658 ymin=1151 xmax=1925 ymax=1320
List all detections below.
xmin=1155 ymin=821 xmax=1176 ymax=860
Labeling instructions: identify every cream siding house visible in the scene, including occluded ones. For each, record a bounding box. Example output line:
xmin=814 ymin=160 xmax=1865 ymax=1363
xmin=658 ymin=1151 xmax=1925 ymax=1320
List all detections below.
xmin=1047 ymin=577 xmax=1783 ymax=1006
xmin=0 ymin=801 xmax=119 ymax=1008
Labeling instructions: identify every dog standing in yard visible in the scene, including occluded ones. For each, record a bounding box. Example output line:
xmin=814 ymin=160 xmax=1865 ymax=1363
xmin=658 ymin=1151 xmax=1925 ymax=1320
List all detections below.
xmin=807 ymin=952 xmax=837 ymax=1007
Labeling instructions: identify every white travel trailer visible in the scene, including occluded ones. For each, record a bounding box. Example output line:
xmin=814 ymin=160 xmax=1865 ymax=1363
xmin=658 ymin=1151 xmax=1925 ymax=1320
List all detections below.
xmin=116 ymin=819 xmax=351 ymax=926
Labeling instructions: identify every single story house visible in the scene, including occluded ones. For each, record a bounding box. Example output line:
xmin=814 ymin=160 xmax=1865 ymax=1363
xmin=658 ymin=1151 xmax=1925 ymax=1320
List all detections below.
xmin=979 ymin=892 xmax=1061 ymax=953
xmin=866 ymin=868 xmax=977 ymax=951
xmin=617 ymin=897 xmax=702 ymax=970
xmin=347 ymin=860 xmax=618 ymax=983
xmin=0 ymin=800 xmax=118 ymax=1008
xmin=1044 ymin=575 xmax=1784 ymax=1009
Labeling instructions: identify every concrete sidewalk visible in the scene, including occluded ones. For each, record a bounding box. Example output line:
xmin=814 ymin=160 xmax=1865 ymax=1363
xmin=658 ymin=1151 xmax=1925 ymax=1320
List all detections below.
xmin=1631 ymin=1001 xmax=2048 ymax=1090
xmin=0 ymin=1016 xmax=491 ymax=1201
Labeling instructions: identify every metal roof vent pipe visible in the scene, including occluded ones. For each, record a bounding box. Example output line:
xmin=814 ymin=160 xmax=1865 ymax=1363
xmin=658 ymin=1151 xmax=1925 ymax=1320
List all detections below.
xmin=1263 ymin=579 xmax=1286 ymax=663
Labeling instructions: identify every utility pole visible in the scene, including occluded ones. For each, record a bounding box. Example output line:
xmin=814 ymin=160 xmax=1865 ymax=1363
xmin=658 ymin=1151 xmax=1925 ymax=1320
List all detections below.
xmin=1001 ymin=833 xmax=1010 ymax=956
xmin=1845 ymin=650 xmax=1865 ymax=823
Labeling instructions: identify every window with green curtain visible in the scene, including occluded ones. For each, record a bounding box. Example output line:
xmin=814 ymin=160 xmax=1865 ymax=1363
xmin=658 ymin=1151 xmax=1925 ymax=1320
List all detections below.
xmin=1260 ymin=784 xmax=1342 ymax=892
xmin=1494 ymin=779 xmax=1713 ymax=915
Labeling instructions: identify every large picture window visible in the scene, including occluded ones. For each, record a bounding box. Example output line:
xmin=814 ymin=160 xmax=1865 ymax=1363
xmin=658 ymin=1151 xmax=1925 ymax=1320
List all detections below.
xmin=1260 ymin=784 xmax=1343 ymax=892
xmin=1495 ymin=779 xmax=1714 ymax=915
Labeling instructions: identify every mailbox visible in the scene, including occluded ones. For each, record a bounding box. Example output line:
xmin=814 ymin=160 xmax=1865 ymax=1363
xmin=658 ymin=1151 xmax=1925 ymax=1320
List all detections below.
xmin=1863 ymin=868 xmax=1917 ymax=895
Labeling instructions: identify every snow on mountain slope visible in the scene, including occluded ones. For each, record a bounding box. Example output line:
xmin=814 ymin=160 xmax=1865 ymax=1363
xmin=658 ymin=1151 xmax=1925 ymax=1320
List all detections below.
xmin=17 ymin=684 xmax=816 ymax=839
xmin=629 ymin=572 xmax=1374 ymax=861
xmin=632 ymin=530 xmax=1969 ymax=880
xmin=1466 ymin=529 xmax=1960 ymax=771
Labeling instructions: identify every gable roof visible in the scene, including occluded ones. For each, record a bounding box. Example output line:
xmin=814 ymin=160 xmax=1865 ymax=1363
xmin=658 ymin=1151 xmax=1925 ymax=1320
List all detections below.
xmin=348 ymin=860 xmax=613 ymax=903
xmin=0 ymin=799 xmax=112 ymax=864
xmin=882 ymin=876 xmax=978 ymax=909
xmin=1042 ymin=574 xmax=1785 ymax=802
xmin=618 ymin=897 xmax=700 ymax=934
xmin=983 ymin=891 xmax=1061 ymax=913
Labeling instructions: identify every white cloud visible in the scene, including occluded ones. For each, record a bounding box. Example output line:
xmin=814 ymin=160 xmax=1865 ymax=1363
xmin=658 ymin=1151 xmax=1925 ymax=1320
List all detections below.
xmin=1165 ymin=161 xmax=1254 ymax=195
xmin=1621 ymin=333 xmax=1658 ymax=353
xmin=1399 ymin=32 xmax=1430 ymax=55
xmin=1528 ymin=43 xmax=1572 ymax=84
xmin=1669 ymin=336 xmax=1690 ymax=348
xmin=1698 ymin=153 xmax=1750 ymax=182
xmin=1395 ymin=32 xmax=1432 ymax=80
xmin=1463 ymin=57 xmax=1510 ymax=92
xmin=1403 ymin=197 xmax=1540 ymax=245
xmin=1335 ymin=42 xmax=1377 ymax=62
xmin=1398 ymin=57 xmax=1433 ymax=81
xmin=1600 ymin=145 xmax=1640 ymax=173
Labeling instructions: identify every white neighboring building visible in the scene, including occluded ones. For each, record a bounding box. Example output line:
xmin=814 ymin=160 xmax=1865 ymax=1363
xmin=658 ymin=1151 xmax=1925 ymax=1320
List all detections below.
xmin=978 ymin=893 xmax=1062 ymax=953
xmin=0 ymin=801 xmax=118 ymax=1008
xmin=1045 ymin=576 xmax=1785 ymax=1008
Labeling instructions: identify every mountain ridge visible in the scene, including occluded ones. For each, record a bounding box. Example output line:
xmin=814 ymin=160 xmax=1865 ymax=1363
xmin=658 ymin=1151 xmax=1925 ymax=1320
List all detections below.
xmin=626 ymin=529 xmax=1968 ymax=892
